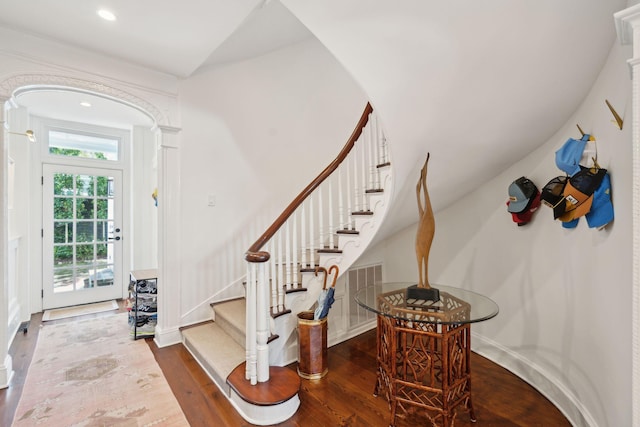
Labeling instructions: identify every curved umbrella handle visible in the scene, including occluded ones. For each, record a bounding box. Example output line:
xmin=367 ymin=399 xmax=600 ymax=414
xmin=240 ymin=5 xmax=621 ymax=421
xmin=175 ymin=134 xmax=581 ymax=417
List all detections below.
xmin=315 ymin=266 xmax=328 ymax=290
xmin=328 ymin=265 xmax=339 ymax=288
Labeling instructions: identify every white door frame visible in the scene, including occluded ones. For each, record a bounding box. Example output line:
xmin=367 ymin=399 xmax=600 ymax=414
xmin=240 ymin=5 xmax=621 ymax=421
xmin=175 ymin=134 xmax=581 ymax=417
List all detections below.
xmin=35 ymin=117 xmax=132 ymax=310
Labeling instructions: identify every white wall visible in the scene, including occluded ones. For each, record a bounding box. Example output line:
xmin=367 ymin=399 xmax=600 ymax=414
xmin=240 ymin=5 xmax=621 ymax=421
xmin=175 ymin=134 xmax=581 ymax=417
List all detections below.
xmin=356 ymin=41 xmax=633 ymax=427
xmin=131 ymin=126 xmax=158 ymax=270
xmin=7 ymin=107 xmax=30 ymax=335
xmin=177 ymin=39 xmax=369 ymax=323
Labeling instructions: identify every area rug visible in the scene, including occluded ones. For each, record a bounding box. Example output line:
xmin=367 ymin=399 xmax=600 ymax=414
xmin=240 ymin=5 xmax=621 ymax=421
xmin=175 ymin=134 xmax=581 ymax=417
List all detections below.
xmin=12 ymin=312 xmax=188 ymax=426
xmin=42 ymin=300 xmax=119 ymax=321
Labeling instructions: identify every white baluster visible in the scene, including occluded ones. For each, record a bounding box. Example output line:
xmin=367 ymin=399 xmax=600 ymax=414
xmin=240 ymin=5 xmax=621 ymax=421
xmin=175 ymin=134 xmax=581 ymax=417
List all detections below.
xmin=346 ymin=154 xmax=353 ymax=229
xmin=245 ymin=263 xmax=251 ymax=381
xmin=275 ymin=239 xmax=284 ymax=312
xmin=328 ymin=176 xmax=334 ymax=248
xmin=381 ymin=127 xmax=388 ymax=164
xmin=365 ymin=124 xmax=373 ymax=191
xmin=301 ymin=202 xmax=307 ymax=269
xmin=269 ymin=239 xmax=278 ymax=312
xmin=292 ymin=212 xmax=298 ymax=287
xmin=338 ymin=166 xmax=344 ymax=231
xmin=309 ymin=195 xmax=315 ymax=269
xmin=354 ymin=140 xmax=361 ymax=212
xmin=372 ymin=113 xmax=380 ymax=189
xmin=256 ymin=262 xmax=270 ymax=382
xmin=285 ymin=219 xmax=291 ymax=291
xmin=360 ymin=133 xmax=367 ymax=211
xmin=278 ymin=229 xmax=284 ymax=300
xmin=318 ymin=186 xmax=324 ymax=249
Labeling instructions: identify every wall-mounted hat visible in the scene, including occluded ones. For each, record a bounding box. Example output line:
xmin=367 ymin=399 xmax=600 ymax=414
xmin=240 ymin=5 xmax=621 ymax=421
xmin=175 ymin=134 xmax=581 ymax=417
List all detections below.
xmin=558 ymin=166 xmax=607 ymax=223
xmin=558 ymin=172 xmax=613 ymax=229
xmin=540 ymin=176 xmax=568 ymax=219
xmin=555 ymin=134 xmax=590 ymax=176
xmin=584 ymin=172 xmax=613 ymax=228
xmin=507 ymin=177 xmax=537 ymax=214
xmin=508 ymin=190 xmax=541 ymax=226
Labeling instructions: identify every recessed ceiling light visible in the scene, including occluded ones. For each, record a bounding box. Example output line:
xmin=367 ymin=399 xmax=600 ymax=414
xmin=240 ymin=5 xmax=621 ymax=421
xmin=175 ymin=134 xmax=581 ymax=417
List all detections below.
xmin=80 ymin=101 xmax=92 ymax=107
xmin=97 ymin=9 xmax=116 ymax=21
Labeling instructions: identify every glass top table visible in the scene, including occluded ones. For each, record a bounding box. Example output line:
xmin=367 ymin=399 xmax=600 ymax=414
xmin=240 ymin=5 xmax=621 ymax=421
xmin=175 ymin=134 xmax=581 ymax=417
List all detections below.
xmin=356 ymin=283 xmax=499 ymax=426
xmin=354 ymin=282 xmax=499 ymax=325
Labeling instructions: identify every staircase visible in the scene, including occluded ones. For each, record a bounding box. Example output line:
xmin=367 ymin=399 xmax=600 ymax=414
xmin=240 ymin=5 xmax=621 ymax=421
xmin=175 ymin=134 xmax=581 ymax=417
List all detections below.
xmin=181 ymin=103 xmax=392 ymax=425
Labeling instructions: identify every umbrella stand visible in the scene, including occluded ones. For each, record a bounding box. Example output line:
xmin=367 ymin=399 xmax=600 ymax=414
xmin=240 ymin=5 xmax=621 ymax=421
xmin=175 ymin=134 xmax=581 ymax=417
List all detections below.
xmin=297 ymin=265 xmax=339 ymax=379
xmin=296 ymin=310 xmax=328 ymax=379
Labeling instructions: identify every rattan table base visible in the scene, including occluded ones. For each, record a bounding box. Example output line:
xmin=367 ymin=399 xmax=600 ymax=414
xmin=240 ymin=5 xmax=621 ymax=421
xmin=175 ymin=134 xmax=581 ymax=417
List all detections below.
xmin=373 ymin=314 xmax=475 ymax=427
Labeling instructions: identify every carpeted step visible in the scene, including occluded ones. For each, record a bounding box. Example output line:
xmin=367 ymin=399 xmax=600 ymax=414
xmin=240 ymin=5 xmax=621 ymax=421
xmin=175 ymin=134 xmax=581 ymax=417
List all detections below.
xmin=212 ymin=298 xmax=246 ymax=348
xmin=181 ymin=322 xmax=245 ymax=395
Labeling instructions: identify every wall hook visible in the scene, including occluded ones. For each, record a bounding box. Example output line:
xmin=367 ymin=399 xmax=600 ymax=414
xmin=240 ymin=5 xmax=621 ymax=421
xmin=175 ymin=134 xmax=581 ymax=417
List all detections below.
xmin=576 ymin=124 xmax=596 ymax=141
xmin=605 ymin=99 xmax=623 ymax=130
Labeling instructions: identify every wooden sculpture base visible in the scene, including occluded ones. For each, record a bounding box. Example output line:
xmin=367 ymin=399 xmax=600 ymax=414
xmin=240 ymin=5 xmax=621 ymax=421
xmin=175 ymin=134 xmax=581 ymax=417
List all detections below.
xmin=406 ymin=284 xmax=440 ymax=302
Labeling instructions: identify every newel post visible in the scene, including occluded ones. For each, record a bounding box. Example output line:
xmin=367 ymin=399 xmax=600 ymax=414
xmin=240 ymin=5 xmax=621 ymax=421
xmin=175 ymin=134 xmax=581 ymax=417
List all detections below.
xmin=245 ymin=250 xmax=271 ymax=385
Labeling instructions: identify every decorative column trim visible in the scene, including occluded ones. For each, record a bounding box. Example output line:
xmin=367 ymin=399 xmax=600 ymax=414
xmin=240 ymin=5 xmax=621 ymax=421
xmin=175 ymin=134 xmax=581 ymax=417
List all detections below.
xmin=615 ymin=5 xmax=640 ymax=427
xmin=154 ymin=125 xmax=182 ymax=348
xmin=156 ymin=125 xmax=181 ymax=147
xmin=0 ymin=96 xmax=14 ymax=388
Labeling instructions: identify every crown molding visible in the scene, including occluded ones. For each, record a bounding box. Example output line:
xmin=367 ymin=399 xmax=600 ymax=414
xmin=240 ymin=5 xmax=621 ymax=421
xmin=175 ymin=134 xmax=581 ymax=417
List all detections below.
xmin=0 ymin=73 xmax=168 ymax=126
xmin=615 ymin=4 xmax=640 ymax=45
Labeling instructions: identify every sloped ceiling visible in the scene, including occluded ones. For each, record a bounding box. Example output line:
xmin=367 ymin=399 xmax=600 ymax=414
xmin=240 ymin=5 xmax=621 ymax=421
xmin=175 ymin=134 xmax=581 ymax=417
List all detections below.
xmin=280 ymin=0 xmax=631 ymax=238
xmin=0 ymin=0 xmax=261 ymax=77
xmin=1 ymin=0 xmax=632 ymax=237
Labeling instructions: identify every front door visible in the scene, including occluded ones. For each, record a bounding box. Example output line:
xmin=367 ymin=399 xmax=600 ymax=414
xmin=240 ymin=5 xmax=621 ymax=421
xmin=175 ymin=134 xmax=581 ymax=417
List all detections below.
xmin=43 ymin=164 xmax=123 ymax=309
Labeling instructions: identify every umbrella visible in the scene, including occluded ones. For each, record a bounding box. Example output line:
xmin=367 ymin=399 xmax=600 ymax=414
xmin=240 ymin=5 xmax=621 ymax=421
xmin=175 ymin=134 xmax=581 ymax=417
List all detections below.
xmin=315 ymin=265 xmax=339 ymax=320
xmin=313 ymin=267 xmax=328 ymax=320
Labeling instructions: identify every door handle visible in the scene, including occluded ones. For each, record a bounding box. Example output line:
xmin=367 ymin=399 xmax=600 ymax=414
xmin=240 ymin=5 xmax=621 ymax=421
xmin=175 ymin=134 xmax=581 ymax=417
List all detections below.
xmin=108 ymin=236 xmax=121 ymax=241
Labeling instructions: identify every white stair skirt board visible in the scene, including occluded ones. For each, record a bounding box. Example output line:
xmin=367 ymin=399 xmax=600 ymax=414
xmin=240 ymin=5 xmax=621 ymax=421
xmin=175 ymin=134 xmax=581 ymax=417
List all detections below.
xmin=42 ymin=300 xmax=119 ymax=321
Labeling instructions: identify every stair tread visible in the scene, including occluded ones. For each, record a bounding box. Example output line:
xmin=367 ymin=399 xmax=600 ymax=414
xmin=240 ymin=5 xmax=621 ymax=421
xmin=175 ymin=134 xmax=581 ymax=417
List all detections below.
xmin=214 ymin=298 xmax=246 ymax=331
xmin=182 ymin=322 xmax=246 ymax=380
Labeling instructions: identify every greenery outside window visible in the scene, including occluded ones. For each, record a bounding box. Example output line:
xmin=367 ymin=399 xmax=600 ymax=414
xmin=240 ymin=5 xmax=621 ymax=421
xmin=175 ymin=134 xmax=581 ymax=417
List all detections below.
xmin=49 ymin=130 xmax=119 ymax=161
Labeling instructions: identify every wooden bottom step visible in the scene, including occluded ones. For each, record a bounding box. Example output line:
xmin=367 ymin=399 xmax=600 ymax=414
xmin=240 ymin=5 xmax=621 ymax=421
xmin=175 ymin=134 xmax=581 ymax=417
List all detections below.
xmin=227 ymin=362 xmax=300 ymax=406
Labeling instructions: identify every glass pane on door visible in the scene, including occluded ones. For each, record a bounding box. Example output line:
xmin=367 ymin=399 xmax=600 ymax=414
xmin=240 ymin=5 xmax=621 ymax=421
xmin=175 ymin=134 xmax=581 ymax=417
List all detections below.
xmin=52 ymin=172 xmax=116 ymax=293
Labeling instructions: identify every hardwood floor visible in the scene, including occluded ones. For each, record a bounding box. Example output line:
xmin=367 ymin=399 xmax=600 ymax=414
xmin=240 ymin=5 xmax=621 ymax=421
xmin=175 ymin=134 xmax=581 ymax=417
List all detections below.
xmin=2 ymin=308 xmax=570 ymax=427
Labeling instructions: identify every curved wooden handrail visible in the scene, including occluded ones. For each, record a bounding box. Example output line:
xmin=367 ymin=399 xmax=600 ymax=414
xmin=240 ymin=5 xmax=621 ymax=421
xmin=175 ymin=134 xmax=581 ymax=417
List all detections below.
xmin=245 ymin=102 xmax=374 ymax=263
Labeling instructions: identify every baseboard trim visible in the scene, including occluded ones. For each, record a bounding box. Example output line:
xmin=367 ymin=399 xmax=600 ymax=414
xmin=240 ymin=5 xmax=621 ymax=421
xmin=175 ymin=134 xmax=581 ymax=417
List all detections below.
xmin=153 ymin=324 xmax=182 ymax=348
xmin=472 ymin=332 xmax=596 ymax=427
xmin=0 ymin=354 xmax=14 ymax=389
